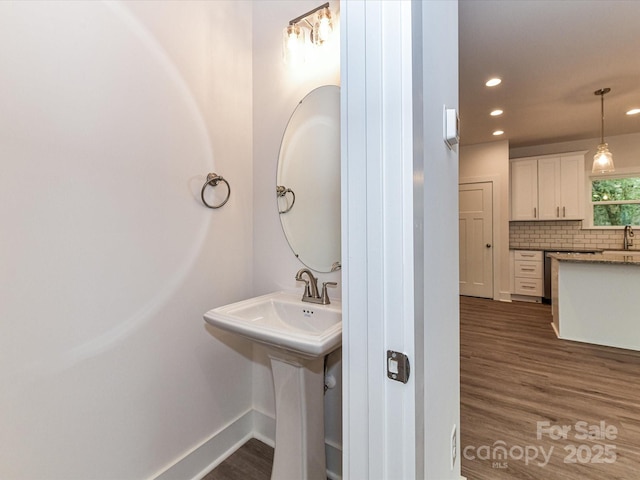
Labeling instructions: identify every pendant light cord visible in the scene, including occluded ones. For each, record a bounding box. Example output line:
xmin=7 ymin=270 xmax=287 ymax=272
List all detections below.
xmin=600 ymin=92 xmax=605 ymax=144
xmin=595 ymin=87 xmax=610 ymax=145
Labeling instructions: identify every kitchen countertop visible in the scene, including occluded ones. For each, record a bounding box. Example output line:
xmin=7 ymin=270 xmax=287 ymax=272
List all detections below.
xmin=510 ymin=247 xmax=604 ymax=252
xmin=548 ymin=252 xmax=640 ymax=266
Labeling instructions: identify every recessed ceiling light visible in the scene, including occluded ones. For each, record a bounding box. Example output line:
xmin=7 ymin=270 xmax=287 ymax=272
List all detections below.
xmin=490 ymin=109 xmax=503 ymax=116
xmin=486 ymin=78 xmax=502 ymax=87
xmin=626 ymin=108 xmax=640 ymax=115
xmin=492 ymin=130 xmax=504 ymax=136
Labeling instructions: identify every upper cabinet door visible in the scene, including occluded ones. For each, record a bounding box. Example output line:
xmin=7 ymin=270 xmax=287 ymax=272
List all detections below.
xmin=537 ymin=157 xmax=562 ymax=220
xmin=510 ymin=158 xmax=538 ymax=220
xmin=559 ymin=154 xmax=585 ymax=220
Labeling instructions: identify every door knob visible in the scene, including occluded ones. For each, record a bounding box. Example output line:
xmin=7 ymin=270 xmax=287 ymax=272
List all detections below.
xmin=486 ymin=243 xmax=492 ymax=248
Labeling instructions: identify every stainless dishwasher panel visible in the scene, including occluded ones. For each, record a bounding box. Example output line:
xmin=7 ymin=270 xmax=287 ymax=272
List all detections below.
xmin=543 ymin=252 xmax=555 ymax=303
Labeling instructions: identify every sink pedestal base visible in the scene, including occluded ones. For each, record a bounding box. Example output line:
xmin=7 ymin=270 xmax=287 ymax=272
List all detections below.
xmin=268 ymin=352 xmax=326 ymax=480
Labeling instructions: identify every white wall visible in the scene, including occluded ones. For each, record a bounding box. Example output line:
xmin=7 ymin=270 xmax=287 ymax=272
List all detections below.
xmin=0 ymin=2 xmax=254 ymax=478
xmin=250 ymin=0 xmax=343 ymax=472
xmin=459 ymin=140 xmax=511 ymax=301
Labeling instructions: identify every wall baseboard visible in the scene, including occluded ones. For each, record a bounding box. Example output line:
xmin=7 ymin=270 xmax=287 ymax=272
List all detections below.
xmin=153 ymin=409 xmax=343 ymax=480
xmin=498 ymin=290 xmax=512 ymax=302
xmin=325 ymin=439 xmax=343 ymax=479
xmin=251 ymin=409 xmax=275 ymax=448
xmin=154 ymin=409 xmax=254 ymax=480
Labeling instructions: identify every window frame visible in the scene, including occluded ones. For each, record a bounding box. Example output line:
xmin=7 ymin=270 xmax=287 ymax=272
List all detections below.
xmin=587 ymin=170 xmax=640 ymax=229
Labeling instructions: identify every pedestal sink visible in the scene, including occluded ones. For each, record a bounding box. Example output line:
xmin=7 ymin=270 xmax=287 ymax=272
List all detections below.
xmin=203 ymin=291 xmax=341 ymax=480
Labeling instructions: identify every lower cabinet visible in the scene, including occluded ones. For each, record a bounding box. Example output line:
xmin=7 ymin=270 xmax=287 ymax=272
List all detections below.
xmin=511 ymin=250 xmax=543 ymax=302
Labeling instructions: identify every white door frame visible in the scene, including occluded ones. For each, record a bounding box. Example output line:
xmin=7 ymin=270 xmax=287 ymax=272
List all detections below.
xmin=341 ymin=1 xmax=416 ymax=478
xmin=342 ymin=1 xmax=460 ymax=478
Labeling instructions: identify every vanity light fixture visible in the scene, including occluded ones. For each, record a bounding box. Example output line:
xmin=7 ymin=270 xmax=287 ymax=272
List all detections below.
xmin=283 ymin=2 xmax=333 ymax=64
xmin=592 ymin=88 xmax=615 ymax=174
xmin=485 ymin=78 xmax=502 ymax=87
xmin=283 ymin=24 xmax=305 ymax=65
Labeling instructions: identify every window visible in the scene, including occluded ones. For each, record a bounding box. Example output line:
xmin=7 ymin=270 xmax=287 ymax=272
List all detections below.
xmin=591 ymin=176 xmax=640 ymax=227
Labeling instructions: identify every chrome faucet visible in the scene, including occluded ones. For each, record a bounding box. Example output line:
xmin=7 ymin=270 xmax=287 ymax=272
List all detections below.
xmin=295 ymin=268 xmax=337 ymax=305
xmin=624 ymin=225 xmax=634 ymax=250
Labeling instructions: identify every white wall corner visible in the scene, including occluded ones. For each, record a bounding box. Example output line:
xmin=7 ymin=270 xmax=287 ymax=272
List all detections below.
xmin=250 ymin=409 xmax=276 ymax=448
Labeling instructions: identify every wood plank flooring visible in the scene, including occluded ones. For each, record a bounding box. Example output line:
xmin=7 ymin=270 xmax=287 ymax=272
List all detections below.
xmin=206 ymin=297 xmax=640 ymax=479
xmin=202 ymin=438 xmax=273 ymax=480
xmin=461 ymin=296 xmax=640 ymax=480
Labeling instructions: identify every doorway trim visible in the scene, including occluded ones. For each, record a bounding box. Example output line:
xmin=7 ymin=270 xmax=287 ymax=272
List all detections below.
xmin=340 ymin=1 xmax=417 ymax=478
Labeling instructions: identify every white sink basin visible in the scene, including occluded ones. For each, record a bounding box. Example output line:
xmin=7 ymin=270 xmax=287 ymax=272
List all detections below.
xmin=204 ymin=291 xmax=341 ymax=358
xmin=602 ymin=250 xmax=640 ymax=256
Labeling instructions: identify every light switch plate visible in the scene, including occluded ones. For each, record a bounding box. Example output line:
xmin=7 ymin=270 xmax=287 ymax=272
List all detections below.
xmin=443 ymin=106 xmax=459 ymax=150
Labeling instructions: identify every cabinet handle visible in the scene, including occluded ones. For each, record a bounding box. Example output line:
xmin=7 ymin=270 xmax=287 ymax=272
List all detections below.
xmin=563 ymin=206 xmax=566 ymax=217
xmin=557 ymin=206 xmax=559 ymax=217
xmin=521 ymin=267 xmax=535 ymax=271
xmin=534 ymin=207 xmax=537 ymax=218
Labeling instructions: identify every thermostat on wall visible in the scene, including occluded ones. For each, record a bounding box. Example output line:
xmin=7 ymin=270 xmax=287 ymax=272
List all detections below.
xmin=443 ymin=106 xmax=459 ymax=150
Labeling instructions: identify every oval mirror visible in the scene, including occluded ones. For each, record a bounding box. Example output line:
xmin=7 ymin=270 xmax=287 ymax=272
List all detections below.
xmin=276 ymin=85 xmax=340 ymax=273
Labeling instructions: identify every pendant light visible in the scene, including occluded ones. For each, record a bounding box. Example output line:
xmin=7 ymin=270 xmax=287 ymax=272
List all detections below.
xmin=592 ymin=88 xmax=615 ymax=174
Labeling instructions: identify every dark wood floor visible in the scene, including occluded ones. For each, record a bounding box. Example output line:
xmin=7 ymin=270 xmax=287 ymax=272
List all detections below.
xmin=202 ymin=438 xmax=273 ymax=480
xmin=206 ymin=297 xmax=640 ymax=480
xmin=461 ymin=296 xmax=640 ymax=480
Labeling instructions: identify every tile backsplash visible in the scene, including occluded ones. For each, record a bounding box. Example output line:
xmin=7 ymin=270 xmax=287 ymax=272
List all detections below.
xmin=509 ymin=221 xmax=631 ymax=250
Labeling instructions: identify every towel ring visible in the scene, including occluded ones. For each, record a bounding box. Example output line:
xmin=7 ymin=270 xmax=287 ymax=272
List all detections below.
xmin=201 ymin=173 xmax=230 ymax=209
xmin=276 ymin=185 xmax=296 ymax=214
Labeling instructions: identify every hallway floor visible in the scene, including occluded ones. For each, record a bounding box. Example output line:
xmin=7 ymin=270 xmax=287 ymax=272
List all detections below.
xmin=461 ymin=296 xmax=640 ymax=479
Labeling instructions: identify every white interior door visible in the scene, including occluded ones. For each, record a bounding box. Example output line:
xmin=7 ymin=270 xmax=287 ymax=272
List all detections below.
xmin=459 ymin=182 xmax=493 ymax=298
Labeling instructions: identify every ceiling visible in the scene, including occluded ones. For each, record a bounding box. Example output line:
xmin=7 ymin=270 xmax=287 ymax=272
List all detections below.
xmin=459 ymin=0 xmax=640 ymax=148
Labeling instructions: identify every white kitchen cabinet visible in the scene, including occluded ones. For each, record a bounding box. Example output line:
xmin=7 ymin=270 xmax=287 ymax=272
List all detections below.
xmin=558 ymin=154 xmax=584 ymax=219
xmin=510 ymin=152 xmax=586 ymax=221
xmin=511 ymin=250 xmax=543 ymax=301
xmin=537 ymin=157 xmax=561 ymax=220
xmin=510 ymin=158 xmax=538 ymax=220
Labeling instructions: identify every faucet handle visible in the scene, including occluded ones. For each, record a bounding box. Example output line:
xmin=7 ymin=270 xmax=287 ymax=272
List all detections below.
xmin=321 ymin=282 xmax=338 ymax=305
xmin=296 ymin=276 xmax=311 ymax=297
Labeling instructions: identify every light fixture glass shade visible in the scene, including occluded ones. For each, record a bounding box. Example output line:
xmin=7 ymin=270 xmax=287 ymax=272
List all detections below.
xmin=283 ymin=24 xmax=305 ymax=64
xmin=592 ymin=143 xmax=615 ymax=173
xmin=312 ymin=7 xmax=333 ymax=45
